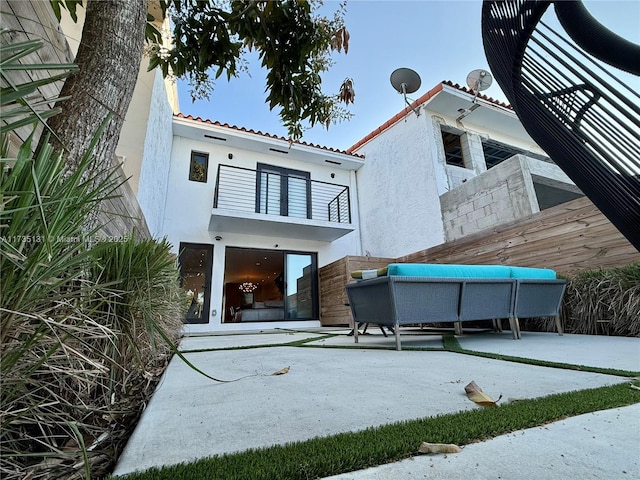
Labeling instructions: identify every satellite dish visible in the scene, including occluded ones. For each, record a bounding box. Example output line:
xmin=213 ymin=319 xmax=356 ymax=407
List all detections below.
xmin=466 ymin=69 xmax=493 ymax=92
xmin=390 ymin=67 xmax=422 ymax=116
xmin=390 ymin=68 xmax=422 ymax=94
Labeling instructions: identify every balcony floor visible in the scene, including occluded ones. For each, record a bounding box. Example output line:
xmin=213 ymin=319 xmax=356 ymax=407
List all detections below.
xmin=210 ymin=208 xmax=355 ymax=241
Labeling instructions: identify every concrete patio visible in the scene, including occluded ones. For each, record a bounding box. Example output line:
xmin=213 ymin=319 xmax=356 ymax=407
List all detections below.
xmin=113 ymin=329 xmax=640 ymax=479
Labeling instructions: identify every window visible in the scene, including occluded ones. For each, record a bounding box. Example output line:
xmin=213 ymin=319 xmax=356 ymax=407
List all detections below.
xmin=442 ymin=130 xmax=465 ymax=167
xmin=189 ymin=151 xmax=209 ymax=182
xmin=256 ymin=163 xmax=311 ymax=218
xmin=482 ymin=139 xmax=549 ymax=169
xmin=222 ymin=247 xmax=318 ymax=323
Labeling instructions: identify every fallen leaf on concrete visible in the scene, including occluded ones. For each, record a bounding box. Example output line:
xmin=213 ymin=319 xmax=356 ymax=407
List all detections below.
xmin=464 ymin=381 xmax=501 ymax=407
xmin=272 ymin=366 xmax=290 ymax=376
xmin=418 ymin=442 xmax=462 ymax=454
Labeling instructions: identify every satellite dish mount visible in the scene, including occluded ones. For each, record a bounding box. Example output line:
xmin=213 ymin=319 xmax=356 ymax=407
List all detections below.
xmin=390 ymin=68 xmax=422 ymax=117
xmin=466 ymin=69 xmax=493 ymax=103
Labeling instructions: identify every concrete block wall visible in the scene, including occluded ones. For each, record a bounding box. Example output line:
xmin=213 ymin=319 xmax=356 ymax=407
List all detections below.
xmin=440 ymin=155 xmax=539 ymax=241
xmin=445 ymin=165 xmax=476 ymax=191
xmin=460 ymin=132 xmax=487 ymax=175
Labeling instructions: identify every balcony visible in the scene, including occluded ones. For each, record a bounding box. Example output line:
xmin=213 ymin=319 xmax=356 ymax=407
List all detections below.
xmin=210 ymin=164 xmax=355 ymax=241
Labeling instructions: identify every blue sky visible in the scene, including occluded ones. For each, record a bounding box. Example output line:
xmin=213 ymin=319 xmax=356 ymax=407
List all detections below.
xmin=176 ymin=0 xmax=640 ymax=151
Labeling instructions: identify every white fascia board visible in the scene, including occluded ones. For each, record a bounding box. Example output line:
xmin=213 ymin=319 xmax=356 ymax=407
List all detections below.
xmin=172 ymin=116 xmax=364 ymax=170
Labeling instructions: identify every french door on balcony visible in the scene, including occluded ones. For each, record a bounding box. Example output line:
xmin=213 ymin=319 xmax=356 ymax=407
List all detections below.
xmin=256 ymin=163 xmax=311 ymax=219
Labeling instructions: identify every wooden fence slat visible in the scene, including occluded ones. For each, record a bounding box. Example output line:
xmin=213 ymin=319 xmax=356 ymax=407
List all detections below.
xmin=319 ymin=197 xmax=639 ymax=326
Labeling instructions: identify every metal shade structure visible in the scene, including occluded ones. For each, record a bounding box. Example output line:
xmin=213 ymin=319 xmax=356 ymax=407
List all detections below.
xmin=482 ymin=0 xmax=640 ymax=251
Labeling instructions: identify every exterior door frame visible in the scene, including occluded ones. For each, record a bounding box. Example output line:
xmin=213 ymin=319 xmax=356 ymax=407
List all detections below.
xmin=179 ymin=242 xmax=213 ymax=324
xmin=283 ymin=250 xmax=319 ymax=320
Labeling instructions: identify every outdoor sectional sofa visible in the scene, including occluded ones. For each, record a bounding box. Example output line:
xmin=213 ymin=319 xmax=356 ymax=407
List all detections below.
xmin=345 ymin=263 xmax=566 ymax=350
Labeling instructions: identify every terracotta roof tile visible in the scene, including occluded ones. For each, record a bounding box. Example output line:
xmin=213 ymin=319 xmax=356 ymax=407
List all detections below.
xmin=442 ymin=80 xmax=512 ymax=109
xmin=346 ymin=81 xmax=513 ymax=153
xmin=174 ymin=113 xmax=363 ymax=158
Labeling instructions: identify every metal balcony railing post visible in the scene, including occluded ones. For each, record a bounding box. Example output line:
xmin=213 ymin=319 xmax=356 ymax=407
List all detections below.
xmin=213 ymin=164 xmax=221 ymax=208
xmin=345 ymin=186 xmax=351 ymax=224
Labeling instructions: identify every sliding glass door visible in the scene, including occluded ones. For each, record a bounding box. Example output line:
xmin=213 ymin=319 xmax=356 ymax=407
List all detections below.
xmin=222 ymin=247 xmax=318 ymax=323
xmin=285 ymin=253 xmax=317 ymax=319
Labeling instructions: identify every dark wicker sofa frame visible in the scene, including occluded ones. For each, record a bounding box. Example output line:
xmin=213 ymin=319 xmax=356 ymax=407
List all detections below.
xmin=345 ymin=275 xmax=566 ymax=350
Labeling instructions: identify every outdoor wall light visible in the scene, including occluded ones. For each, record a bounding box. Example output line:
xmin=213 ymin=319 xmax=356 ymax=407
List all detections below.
xmin=228 ymin=153 xmax=233 ymax=159
xmin=215 ymin=235 xmax=222 ymax=241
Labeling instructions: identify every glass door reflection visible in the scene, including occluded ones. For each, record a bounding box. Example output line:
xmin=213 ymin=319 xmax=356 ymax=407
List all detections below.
xmin=179 ymin=243 xmax=213 ymax=324
xmin=285 ymin=253 xmax=316 ymax=319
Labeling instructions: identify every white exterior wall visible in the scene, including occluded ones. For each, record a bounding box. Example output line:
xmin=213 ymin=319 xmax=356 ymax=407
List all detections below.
xmin=163 ymin=132 xmax=361 ymax=334
xmin=137 ymin=70 xmax=175 ymax=236
xmin=354 ymin=111 xmax=446 ymax=258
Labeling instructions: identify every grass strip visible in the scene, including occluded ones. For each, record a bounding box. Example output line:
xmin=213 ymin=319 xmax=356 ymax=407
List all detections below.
xmin=442 ymin=334 xmax=640 ymax=378
xmin=302 ymin=342 xmax=446 ymax=352
xmin=304 ymin=334 xmax=639 ymax=377
xmin=179 ymin=334 xmax=338 ymax=354
xmin=112 ymin=382 xmax=639 ymax=480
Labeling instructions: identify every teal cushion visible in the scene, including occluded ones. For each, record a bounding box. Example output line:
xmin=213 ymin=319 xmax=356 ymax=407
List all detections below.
xmin=386 ymin=263 xmax=511 ymax=278
xmin=509 ymin=266 xmax=557 ymax=279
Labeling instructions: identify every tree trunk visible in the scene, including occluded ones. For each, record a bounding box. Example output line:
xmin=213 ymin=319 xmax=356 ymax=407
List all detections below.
xmin=45 ymin=0 xmax=148 ymax=173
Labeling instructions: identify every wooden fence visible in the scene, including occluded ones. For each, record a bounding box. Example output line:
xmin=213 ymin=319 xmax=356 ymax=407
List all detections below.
xmin=319 ymin=255 xmax=394 ymax=326
xmin=319 ymin=196 xmax=639 ymax=326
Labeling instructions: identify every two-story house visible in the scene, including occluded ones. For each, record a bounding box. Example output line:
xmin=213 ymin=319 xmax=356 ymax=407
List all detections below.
xmin=137 ymin=80 xmax=581 ymax=334
xmin=139 ymin=115 xmax=364 ymax=332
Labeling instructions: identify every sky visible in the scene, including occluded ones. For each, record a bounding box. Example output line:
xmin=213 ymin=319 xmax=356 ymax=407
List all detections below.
xmin=175 ymin=0 xmax=640 ymax=152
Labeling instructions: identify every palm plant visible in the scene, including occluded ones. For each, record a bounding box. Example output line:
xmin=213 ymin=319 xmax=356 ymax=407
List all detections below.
xmin=87 ymin=237 xmax=184 ymax=398
xmin=1 ymin=117 xmax=121 ymax=480
xmin=1 ymin=30 xmax=184 ymax=480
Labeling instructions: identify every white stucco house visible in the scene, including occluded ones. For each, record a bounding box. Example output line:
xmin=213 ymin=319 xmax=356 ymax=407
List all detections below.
xmin=137 ymin=80 xmax=582 ymax=334
xmin=139 ymin=115 xmax=364 ymax=332
xmin=8 ymin=2 xmax=581 ymax=334
xmin=348 ymin=81 xmax=582 ymax=259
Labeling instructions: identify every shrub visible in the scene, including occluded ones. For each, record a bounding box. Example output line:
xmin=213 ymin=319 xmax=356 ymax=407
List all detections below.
xmin=1 ymin=32 xmax=184 ymax=480
xmin=562 ymin=264 xmax=640 ymax=336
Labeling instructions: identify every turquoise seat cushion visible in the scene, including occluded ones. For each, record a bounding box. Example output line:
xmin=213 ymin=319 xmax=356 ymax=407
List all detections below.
xmin=509 ymin=266 xmax=557 ymax=279
xmin=386 ymin=263 xmax=512 ymax=278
